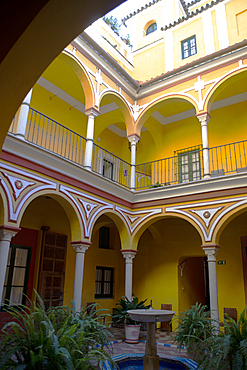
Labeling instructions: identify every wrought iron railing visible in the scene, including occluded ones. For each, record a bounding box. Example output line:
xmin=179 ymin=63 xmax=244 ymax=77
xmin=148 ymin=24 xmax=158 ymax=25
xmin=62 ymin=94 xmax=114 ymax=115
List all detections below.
xmin=15 ymin=108 xmax=87 ymax=166
xmin=135 ymin=147 xmax=205 ymax=189
xmin=92 ymin=143 xmax=131 ymax=188
xmin=209 ymin=140 xmax=247 ymax=176
xmin=7 ymin=108 xmax=247 ymax=191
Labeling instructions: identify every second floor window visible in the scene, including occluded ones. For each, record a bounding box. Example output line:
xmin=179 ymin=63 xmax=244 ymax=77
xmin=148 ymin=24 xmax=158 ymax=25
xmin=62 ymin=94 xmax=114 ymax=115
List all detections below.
xmin=175 ymin=146 xmax=202 ymax=183
xmin=181 ymin=35 xmax=197 ymax=59
xmin=146 ymin=22 xmax=157 ymax=35
xmin=99 ymin=226 xmax=110 ymax=249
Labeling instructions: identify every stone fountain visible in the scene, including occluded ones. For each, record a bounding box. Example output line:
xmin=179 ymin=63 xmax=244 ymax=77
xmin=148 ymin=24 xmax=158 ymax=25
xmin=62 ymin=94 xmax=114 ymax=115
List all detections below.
xmin=127 ymin=308 xmax=175 ymax=370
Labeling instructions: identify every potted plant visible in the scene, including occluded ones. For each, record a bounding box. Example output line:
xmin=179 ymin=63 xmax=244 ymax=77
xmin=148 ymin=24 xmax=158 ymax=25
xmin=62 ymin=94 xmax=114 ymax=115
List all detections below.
xmin=113 ymin=296 xmax=149 ymax=343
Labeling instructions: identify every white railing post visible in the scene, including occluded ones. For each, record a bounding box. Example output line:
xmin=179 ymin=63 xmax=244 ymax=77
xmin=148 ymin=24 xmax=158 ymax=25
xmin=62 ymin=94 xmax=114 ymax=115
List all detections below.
xmin=127 ymin=134 xmax=140 ymax=190
xmin=121 ymin=249 xmax=137 ymax=301
xmin=202 ymin=245 xmax=220 ymax=330
xmin=15 ymin=89 xmax=33 ymax=139
xmin=83 ymin=108 xmax=100 ymax=170
xmin=0 ymin=226 xmax=20 ymax=305
xmin=197 ymin=113 xmax=211 ymax=178
xmin=71 ymin=241 xmax=91 ymax=312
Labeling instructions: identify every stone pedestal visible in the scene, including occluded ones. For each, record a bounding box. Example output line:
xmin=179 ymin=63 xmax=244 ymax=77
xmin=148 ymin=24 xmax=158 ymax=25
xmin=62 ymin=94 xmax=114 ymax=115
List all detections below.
xmin=144 ymin=322 xmax=159 ymax=370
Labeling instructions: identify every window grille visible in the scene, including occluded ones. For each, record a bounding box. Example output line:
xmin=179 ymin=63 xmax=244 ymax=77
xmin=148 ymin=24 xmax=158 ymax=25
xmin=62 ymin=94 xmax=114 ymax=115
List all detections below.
xmin=181 ymin=35 xmax=197 ymax=59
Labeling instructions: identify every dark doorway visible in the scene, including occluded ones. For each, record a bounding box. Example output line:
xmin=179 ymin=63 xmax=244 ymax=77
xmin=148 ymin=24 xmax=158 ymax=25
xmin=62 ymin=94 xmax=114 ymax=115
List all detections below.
xmin=178 ymin=256 xmax=210 ymax=312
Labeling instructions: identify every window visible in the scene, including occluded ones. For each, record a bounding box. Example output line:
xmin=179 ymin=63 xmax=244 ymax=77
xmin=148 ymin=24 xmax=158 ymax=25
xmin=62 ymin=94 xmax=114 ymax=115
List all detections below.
xmin=146 ymin=22 xmax=157 ymax=35
xmin=176 ymin=146 xmax=201 ymax=183
xmin=181 ymin=35 xmax=197 ymax=59
xmin=1 ymin=245 xmax=31 ymax=307
xmin=103 ymin=159 xmax=113 ymax=180
xmin=99 ymin=226 xmax=110 ymax=249
xmin=95 ymin=266 xmax=114 ymax=298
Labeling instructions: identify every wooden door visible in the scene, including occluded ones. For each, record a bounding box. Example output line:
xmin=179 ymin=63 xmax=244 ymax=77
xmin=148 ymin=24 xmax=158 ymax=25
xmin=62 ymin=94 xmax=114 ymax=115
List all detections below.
xmin=39 ymin=230 xmax=67 ymax=310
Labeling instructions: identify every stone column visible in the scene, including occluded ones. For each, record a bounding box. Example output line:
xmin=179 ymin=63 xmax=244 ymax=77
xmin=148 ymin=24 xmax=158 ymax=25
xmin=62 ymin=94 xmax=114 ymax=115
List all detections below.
xmin=121 ymin=249 xmax=137 ymax=301
xmin=202 ymin=245 xmax=220 ymax=327
xmin=197 ymin=113 xmax=211 ymax=178
xmin=127 ymin=134 xmax=140 ymax=189
xmin=0 ymin=226 xmax=20 ymax=305
xmin=83 ymin=108 xmax=100 ymax=169
xmin=71 ymin=241 xmax=91 ymax=312
xmin=15 ymin=89 xmax=33 ymax=139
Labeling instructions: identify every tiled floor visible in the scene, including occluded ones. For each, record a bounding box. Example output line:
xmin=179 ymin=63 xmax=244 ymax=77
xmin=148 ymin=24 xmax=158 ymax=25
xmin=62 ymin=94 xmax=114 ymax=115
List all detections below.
xmin=106 ymin=327 xmax=188 ymax=359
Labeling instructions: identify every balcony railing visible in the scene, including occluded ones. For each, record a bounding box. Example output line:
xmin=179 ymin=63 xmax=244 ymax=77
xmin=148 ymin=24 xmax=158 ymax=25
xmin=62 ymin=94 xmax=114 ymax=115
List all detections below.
xmin=10 ymin=108 xmax=87 ymax=166
xmin=209 ymin=140 xmax=247 ymax=176
xmin=8 ymin=109 xmax=247 ymax=191
xmin=92 ymin=144 xmax=131 ymax=188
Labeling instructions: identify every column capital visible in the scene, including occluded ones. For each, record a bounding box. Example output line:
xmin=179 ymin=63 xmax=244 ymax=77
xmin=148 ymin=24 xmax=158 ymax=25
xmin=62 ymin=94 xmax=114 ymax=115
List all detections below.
xmin=127 ymin=134 xmax=141 ymax=145
xmin=0 ymin=225 xmax=21 ymax=242
xmin=196 ymin=112 xmax=211 ymax=125
xmin=71 ymin=241 xmax=92 ymax=253
xmin=83 ymin=107 xmax=101 ymax=117
xmin=121 ymin=249 xmax=138 ymax=262
xmin=202 ymin=244 xmax=220 ymax=262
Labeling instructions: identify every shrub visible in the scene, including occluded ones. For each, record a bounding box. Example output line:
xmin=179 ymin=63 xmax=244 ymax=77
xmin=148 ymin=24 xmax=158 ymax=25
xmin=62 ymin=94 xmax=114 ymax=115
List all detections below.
xmin=0 ymin=293 xmax=113 ymax=370
xmin=173 ymin=302 xmax=213 ymax=352
xmin=198 ymin=307 xmax=247 ymax=370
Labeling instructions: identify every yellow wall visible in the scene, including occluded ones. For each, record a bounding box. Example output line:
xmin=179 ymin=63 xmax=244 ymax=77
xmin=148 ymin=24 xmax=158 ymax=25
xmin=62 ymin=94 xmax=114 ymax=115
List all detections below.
xmin=134 ymin=218 xmax=203 ymax=318
xmin=97 ymin=128 xmax=130 ymax=163
xmin=226 ymin=0 xmax=247 ymax=46
xmin=218 ymin=210 xmax=247 ymax=320
xmin=209 ymin=100 xmax=247 ymax=147
xmin=31 ymin=84 xmax=87 ymax=138
xmin=132 ymin=42 xmax=165 ymax=82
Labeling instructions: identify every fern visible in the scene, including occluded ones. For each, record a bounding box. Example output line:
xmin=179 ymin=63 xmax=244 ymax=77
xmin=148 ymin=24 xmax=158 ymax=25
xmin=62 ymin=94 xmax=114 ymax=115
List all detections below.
xmin=0 ymin=291 xmax=114 ymax=370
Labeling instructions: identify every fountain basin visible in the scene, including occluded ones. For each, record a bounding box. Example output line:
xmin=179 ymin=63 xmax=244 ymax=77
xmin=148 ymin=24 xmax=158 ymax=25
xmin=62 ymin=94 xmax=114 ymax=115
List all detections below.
xmin=100 ymin=354 xmax=198 ymax=370
xmin=127 ymin=309 xmax=175 ymax=323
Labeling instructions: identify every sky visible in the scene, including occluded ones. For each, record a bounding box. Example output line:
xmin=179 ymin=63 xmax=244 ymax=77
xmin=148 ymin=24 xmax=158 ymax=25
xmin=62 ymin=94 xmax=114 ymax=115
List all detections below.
xmin=106 ymin=0 xmax=149 ymax=21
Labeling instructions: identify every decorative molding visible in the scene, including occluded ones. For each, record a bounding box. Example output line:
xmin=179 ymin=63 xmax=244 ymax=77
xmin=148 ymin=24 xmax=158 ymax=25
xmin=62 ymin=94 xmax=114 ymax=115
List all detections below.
xmin=191 ymin=207 xmax=222 ymax=227
xmin=166 ymin=196 xmax=247 ymax=242
xmin=0 ymin=225 xmax=21 ymax=241
xmin=115 ymin=205 xmax=163 ymax=234
xmin=0 ymin=163 xmax=57 ymax=222
xmin=71 ymin=241 xmax=91 ymax=253
xmin=121 ymin=249 xmax=138 ymax=263
xmin=60 ymin=185 xmax=113 ymax=238
xmin=202 ymin=245 xmax=220 ymax=262
xmin=3 ymin=173 xmax=35 ymax=201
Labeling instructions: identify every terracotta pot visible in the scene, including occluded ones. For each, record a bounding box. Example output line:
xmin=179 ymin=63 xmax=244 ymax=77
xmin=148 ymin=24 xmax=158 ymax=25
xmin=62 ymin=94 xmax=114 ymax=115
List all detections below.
xmin=124 ymin=324 xmax=141 ymax=344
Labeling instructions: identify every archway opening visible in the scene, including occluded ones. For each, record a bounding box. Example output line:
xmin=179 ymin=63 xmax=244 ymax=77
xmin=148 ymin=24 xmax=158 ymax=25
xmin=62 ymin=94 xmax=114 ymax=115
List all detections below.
xmin=133 ymin=216 xmax=203 ymax=320
xmin=82 ymin=213 xmax=125 ymax=324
